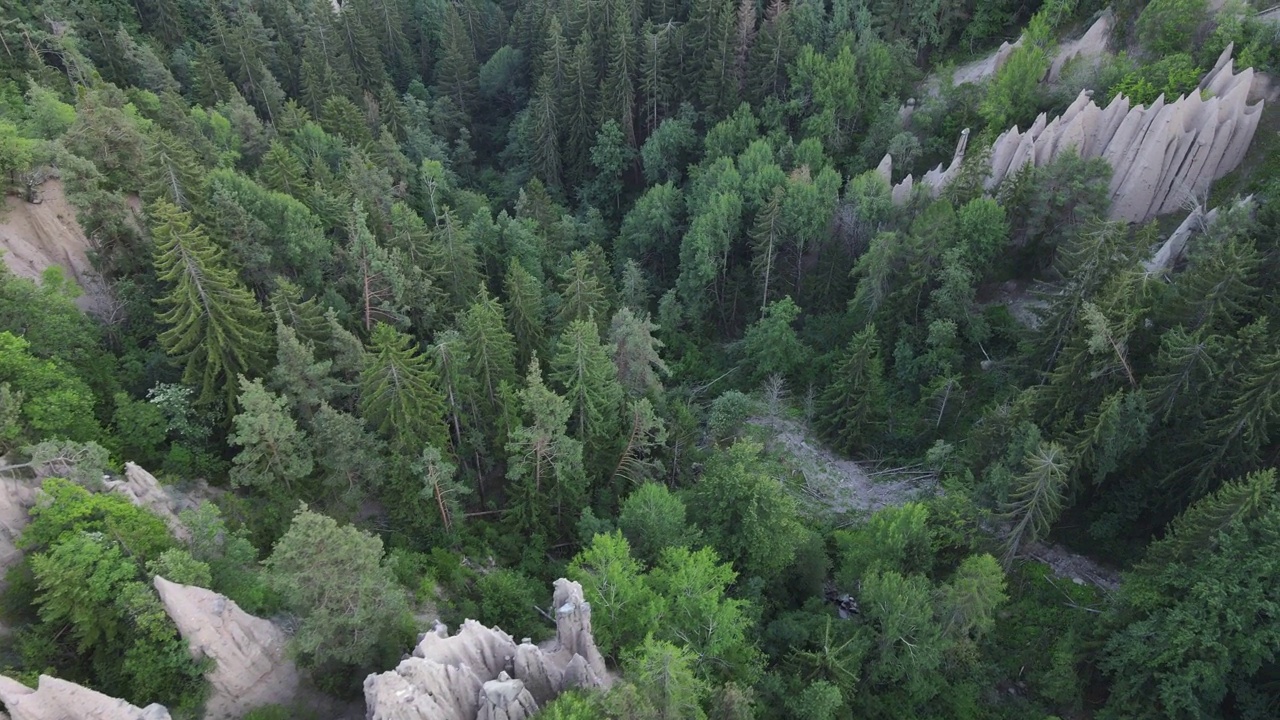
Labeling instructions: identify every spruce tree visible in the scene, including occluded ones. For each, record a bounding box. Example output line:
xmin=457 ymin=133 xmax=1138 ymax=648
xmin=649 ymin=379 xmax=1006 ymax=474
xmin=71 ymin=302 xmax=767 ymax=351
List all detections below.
xmin=505 ymin=357 xmax=586 ymax=541
xmin=151 ymin=202 xmax=268 ymax=413
xmin=551 ymin=318 xmax=625 ymax=464
xmin=459 ymin=290 xmax=520 ymax=419
xmin=749 ymin=186 xmax=784 ymax=312
xmin=601 ymin=20 xmax=638 ymax=150
xmin=258 ymin=140 xmax=308 ymax=198
xmin=1001 ymin=441 xmax=1072 ymax=566
xmin=143 ymin=128 xmax=202 ymax=209
xmin=435 ymin=2 xmax=479 ymax=113
xmin=528 ymin=75 xmax=564 ymax=190
xmin=360 ymin=323 xmax=449 ymax=455
xmin=564 ymin=36 xmax=599 ymax=183
xmin=504 ymin=259 xmax=548 ymax=371
xmin=1139 ymin=469 xmax=1276 ymax=571
xmin=557 ymin=250 xmax=612 ymax=331
xmin=816 ymin=324 xmax=888 ymax=454
xmin=269 ymin=279 xmax=331 ymax=347
xmin=431 ymin=208 xmax=482 ymax=316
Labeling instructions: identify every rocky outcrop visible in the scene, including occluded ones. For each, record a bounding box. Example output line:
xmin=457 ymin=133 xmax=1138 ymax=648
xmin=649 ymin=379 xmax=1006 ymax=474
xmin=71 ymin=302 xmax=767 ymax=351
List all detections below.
xmin=476 ymin=673 xmax=538 ymax=720
xmin=153 ymin=576 xmax=299 ymax=720
xmin=1144 ymin=195 xmax=1254 ymax=273
xmin=0 ymin=674 xmax=171 ymax=720
xmin=0 ymin=478 xmax=37 ymax=587
xmin=888 ymin=45 xmax=1265 ymax=223
xmin=365 ymin=579 xmax=609 ymax=720
xmin=414 ymin=618 xmax=520 ymax=677
xmin=105 ymin=463 xmax=202 ymax=542
xmin=1048 ymin=11 xmax=1114 ymax=83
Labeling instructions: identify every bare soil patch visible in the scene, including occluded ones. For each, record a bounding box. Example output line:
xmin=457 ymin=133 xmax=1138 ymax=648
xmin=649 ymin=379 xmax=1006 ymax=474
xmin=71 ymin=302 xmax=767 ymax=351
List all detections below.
xmin=0 ymin=180 xmax=111 ymax=314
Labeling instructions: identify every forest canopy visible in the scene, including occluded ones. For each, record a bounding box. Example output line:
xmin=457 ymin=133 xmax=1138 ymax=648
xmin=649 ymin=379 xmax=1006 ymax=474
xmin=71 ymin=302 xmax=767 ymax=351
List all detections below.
xmin=1 ymin=0 xmax=1279 ymax=718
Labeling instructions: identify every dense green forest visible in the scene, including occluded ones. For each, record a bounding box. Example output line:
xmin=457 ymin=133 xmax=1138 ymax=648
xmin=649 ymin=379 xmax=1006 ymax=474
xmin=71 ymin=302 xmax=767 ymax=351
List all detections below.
xmin=1 ymin=0 xmax=1279 ymax=717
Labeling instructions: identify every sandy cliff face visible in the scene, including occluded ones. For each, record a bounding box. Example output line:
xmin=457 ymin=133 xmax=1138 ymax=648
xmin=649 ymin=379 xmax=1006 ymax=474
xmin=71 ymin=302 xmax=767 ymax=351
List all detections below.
xmin=152 ymin=576 xmax=300 ymax=720
xmin=365 ymin=578 xmax=610 ymax=720
xmin=0 ymin=674 xmax=171 ymax=720
xmin=886 ymin=45 xmax=1266 ymax=224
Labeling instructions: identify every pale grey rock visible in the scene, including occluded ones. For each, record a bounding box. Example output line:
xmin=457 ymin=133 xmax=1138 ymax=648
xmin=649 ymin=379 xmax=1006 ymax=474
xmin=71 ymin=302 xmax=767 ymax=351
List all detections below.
xmin=0 ymin=478 xmax=37 ymax=587
xmin=0 ymin=674 xmax=171 ymax=720
xmin=103 ymin=463 xmax=197 ymax=542
xmin=153 ymin=576 xmax=299 ymax=720
xmin=364 ymin=579 xmax=609 ymax=720
xmin=1048 ymin=11 xmax=1114 ymax=82
xmin=365 ymin=658 xmax=482 ymax=720
xmin=475 ymin=673 xmax=538 ymax=720
xmin=414 ymin=619 xmax=518 ymax=680
xmin=891 ymin=49 xmax=1265 ymax=223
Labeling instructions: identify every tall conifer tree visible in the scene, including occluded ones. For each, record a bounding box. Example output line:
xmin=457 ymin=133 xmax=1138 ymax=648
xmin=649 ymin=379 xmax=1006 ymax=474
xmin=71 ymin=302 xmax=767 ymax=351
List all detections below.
xmin=151 ymin=202 xmax=268 ymax=413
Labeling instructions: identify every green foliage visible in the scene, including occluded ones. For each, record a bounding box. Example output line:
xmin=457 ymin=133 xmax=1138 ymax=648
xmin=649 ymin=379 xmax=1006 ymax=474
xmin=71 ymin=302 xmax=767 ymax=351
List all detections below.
xmin=1101 ymin=502 xmax=1280 ymax=719
xmin=1136 ymin=0 xmax=1208 ymax=56
xmin=0 ymin=332 xmax=101 ymax=442
xmin=834 ymin=502 xmax=934 ymax=586
xmin=0 ymin=118 xmax=34 ymax=191
xmin=229 ymin=376 xmax=313 ymax=496
xmin=618 ymin=483 xmax=701 ymax=567
xmin=146 ymin=548 xmax=212 ymax=588
xmin=623 ymin=638 xmax=712 ymax=720
xmin=1109 ymin=53 xmax=1203 ymax=106
xmin=735 ymin=297 xmax=812 ymax=388
xmin=264 ymin=508 xmax=412 ymax=682
xmin=474 ymin=568 xmax=547 ymax=642
xmin=360 ymin=323 xmax=449 ymax=455
xmin=687 ymin=441 xmax=807 ymax=582
xmin=707 ymin=390 xmax=756 ymax=444
xmin=648 ymin=545 xmax=762 ymax=683
xmin=569 ymin=531 xmax=665 ymax=659
xmin=150 ymin=201 xmax=269 ymax=413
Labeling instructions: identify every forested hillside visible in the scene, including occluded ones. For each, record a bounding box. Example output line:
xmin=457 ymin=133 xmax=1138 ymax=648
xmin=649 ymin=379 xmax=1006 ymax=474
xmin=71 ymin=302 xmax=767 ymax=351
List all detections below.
xmin=0 ymin=0 xmax=1279 ymax=718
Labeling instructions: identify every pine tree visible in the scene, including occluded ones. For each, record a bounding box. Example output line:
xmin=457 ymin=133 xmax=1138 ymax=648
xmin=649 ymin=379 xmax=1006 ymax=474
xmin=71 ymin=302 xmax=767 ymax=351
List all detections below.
xmin=229 ymin=377 xmax=314 ymax=495
xmin=269 ymin=321 xmax=341 ymax=422
xmin=504 ymin=259 xmax=548 ymax=371
xmin=505 ymin=357 xmax=586 ymax=540
xmin=414 ymin=445 xmax=468 ymax=535
xmin=345 ymin=202 xmax=408 ymax=332
xmin=143 ymin=128 xmax=202 ymax=209
xmin=551 ymin=319 xmax=625 ymax=469
xmin=360 ymin=323 xmax=449 ymax=455
xmin=816 ymin=325 xmax=888 ymax=454
xmin=310 ymin=402 xmax=387 ymax=518
xmin=151 ymin=202 xmax=268 ymax=413
xmin=749 ymin=186 xmax=784 ymax=312
xmin=557 ymin=250 xmax=612 ymax=330
xmin=459 ymin=290 xmax=520 ymax=419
